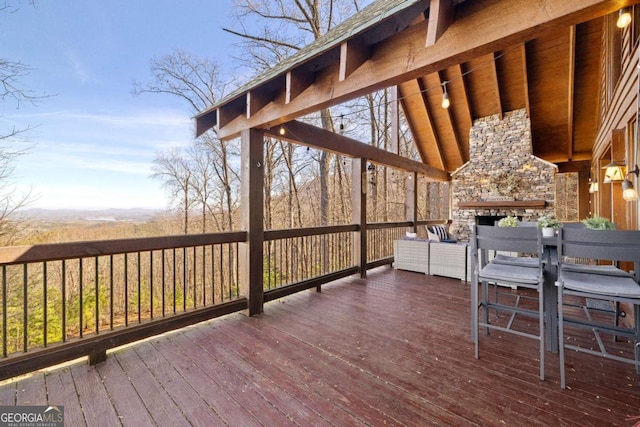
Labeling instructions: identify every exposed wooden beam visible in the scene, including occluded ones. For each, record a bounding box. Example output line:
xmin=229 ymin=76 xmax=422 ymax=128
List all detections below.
xmin=199 ymin=0 xmax=622 ymax=139
xmin=567 ymin=25 xmax=576 ymax=160
xmin=265 ymin=120 xmax=449 ymax=181
xmin=439 ymin=69 xmax=465 ymax=166
xmin=427 ymin=74 xmax=448 ymax=170
xmin=339 ymin=38 xmax=370 ymax=81
xmin=453 ymin=64 xmax=472 ymax=136
xmin=398 ymin=79 xmax=430 ymax=163
xmin=555 ymin=160 xmax=591 ymax=173
xmin=426 ymin=0 xmax=455 ymax=47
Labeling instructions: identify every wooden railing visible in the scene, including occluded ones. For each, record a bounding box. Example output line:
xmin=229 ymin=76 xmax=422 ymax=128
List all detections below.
xmin=367 ymin=221 xmax=412 ymax=267
xmin=0 ymin=232 xmax=247 ymax=380
xmin=263 ymin=225 xmax=358 ymax=288
xmin=0 ymin=220 xmax=445 ymax=380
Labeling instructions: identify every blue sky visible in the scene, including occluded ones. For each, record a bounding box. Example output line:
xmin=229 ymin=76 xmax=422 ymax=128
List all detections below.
xmin=0 ymin=1 xmax=238 ymax=210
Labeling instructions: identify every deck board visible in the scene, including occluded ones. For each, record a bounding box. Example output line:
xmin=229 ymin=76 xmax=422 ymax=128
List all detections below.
xmin=0 ymin=266 xmax=639 ymax=426
xmin=113 ymin=343 xmax=193 ymax=426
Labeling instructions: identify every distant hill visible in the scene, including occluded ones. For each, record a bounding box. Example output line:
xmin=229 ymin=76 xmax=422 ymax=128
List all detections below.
xmin=15 ymin=208 xmax=164 ymax=222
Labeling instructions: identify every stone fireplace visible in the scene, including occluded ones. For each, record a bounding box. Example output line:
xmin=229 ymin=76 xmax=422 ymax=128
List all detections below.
xmin=450 ymin=109 xmax=556 ymax=241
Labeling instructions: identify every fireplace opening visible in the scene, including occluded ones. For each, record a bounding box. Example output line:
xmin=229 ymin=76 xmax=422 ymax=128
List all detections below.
xmin=475 ymin=215 xmax=522 ymax=226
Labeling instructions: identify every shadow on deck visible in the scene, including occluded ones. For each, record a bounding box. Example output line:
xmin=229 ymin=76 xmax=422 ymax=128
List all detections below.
xmin=0 ymin=266 xmax=639 ymax=426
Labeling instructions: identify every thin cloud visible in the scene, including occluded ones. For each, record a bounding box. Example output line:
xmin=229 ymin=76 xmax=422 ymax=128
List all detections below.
xmin=66 ymin=50 xmax=92 ymax=83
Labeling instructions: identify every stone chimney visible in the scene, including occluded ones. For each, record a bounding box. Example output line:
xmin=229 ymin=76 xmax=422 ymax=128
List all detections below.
xmin=450 ymin=109 xmax=556 ymax=241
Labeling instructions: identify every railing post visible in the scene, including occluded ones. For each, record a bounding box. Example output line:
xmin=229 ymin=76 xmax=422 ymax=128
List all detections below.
xmin=352 ymin=158 xmax=367 ymax=278
xmin=240 ymin=128 xmax=264 ymax=316
xmin=406 ymin=171 xmax=418 ymax=233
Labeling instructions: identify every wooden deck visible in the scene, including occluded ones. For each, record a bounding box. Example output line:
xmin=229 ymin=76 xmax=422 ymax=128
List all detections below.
xmin=1 ymin=266 xmax=639 ymax=426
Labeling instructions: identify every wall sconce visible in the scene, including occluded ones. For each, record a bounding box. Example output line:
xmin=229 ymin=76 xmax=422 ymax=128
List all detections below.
xmin=617 ymin=8 xmax=632 ymax=29
xmin=622 ymin=164 xmax=640 ymax=202
xmin=589 ymin=180 xmax=598 ymax=193
xmin=602 ymin=160 xmax=626 ymax=183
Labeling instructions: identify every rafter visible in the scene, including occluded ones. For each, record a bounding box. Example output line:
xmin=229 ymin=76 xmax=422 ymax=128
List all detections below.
xmin=339 ymin=38 xmax=370 ymax=81
xmin=421 ymin=76 xmax=447 ymax=171
xmin=439 ymin=69 xmax=466 ymax=167
xmin=197 ymin=0 xmax=621 ymax=140
xmin=426 ymin=0 xmax=455 ymax=47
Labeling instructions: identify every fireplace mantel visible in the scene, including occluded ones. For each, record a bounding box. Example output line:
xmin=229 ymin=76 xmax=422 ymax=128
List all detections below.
xmin=457 ymin=200 xmax=546 ymax=209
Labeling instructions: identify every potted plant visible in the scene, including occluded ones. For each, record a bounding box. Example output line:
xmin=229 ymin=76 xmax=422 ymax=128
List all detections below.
xmin=497 ymin=216 xmax=519 ymax=227
xmin=582 ymin=216 xmax=616 ymax=230
xmin=537 ymin=215 xmax=560 ymax=237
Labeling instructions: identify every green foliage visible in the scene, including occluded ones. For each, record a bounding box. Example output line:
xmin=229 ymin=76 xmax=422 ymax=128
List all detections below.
xmin=497 ymin=216 xmax=519 ymax=227
xmin=582 ymin=216 xmax=616 ymax=230
xmin=537 ymin=215 xmax=560 ymax=229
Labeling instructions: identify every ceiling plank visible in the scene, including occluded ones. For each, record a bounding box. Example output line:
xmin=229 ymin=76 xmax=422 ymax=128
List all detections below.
xmin=201 ymin=0 xmax=623 ymax=140
xmin=521 ymin=44 xmax=530 ymax=118
xmin=462 ymin=53 xmax=500 ymax=118
xmin=426 ymin=0 xmax=455 ymax=47
xmin=490 ymin=52 xmax=503 ymax=120
xmin=266 ymin=120 xmax=449 ymax=180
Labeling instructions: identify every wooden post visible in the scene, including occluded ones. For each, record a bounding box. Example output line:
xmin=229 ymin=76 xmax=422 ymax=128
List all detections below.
xmin=406 ymin=172 xmax=418 ymax=233
xmin=352 ymin=158 xmax=367 ymax=278
xmin=239 ymin=128 xmax=264 ymax=316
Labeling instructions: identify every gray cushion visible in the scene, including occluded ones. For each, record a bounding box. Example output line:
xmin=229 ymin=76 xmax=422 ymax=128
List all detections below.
xmin=492 ymin=254 xmax=539 ymax=268
xmin=561 ymin=263 xmax=632 ymax=278
xmin=560 ymin=270 xmax=640 ymax=298
xmin=479 ymin=263 xmax=541 ymax=286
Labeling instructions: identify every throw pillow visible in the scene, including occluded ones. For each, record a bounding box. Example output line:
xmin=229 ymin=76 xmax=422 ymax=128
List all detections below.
xmin=430 ymin=225 xmax=449 ymax=241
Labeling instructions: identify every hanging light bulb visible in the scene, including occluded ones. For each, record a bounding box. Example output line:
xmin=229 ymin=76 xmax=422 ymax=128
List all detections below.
xmin=279 ymin=126 xmax=286 ymax=136
xmin=617 ymin=8 xmax=632 ymax=29
xmin=441 ymin=82 xmax=450 ymax=109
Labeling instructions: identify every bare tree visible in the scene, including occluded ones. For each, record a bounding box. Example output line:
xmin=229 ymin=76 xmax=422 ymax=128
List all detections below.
xmin=151 ymin=148 xmax=194 ymax=234
xmin=0 ymin=1 xmax=47 ymax=244
xmin=225 ymin=0 xmax=369 ymax=228
xmin=134 ymin=50 xmax=239 ymax=232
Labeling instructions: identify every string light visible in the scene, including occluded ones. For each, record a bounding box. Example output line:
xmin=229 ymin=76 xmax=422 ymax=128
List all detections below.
xmin=325 ymin=45 xmax=520 ymax=123
xmin=441 ymin=82 xmax=450 ymax=109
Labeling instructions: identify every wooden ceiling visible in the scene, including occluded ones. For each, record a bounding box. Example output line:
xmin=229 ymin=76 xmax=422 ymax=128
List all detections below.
xmin=196 ymin=0 xmax=636 ymax=180
xmin=398 ymin=16 xmax=603 ymax=172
